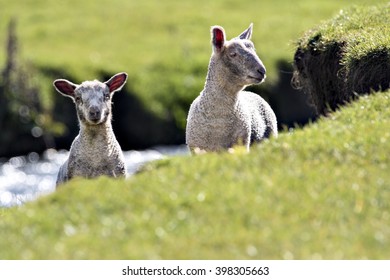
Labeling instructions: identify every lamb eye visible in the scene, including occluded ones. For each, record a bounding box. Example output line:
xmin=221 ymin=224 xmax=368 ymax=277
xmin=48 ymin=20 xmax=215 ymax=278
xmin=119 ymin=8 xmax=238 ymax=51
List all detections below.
xmin=75 ymin=96 xmax=82 ymax=103
xmin=104 ymin=94 xmax=110 ymax=100
xmin=229 ymin=52 xmax=237 ymax=58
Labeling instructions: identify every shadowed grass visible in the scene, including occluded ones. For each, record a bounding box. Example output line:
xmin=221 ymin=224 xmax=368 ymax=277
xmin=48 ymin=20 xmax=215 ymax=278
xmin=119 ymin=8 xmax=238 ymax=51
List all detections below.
xmin=293 ymin=3 xmax=390 ymax=114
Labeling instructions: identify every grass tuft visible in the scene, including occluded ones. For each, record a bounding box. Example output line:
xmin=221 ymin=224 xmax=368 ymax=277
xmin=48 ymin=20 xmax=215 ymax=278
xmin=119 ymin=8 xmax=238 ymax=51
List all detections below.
xmin=293 ymin=3 xmax=390 ymax=114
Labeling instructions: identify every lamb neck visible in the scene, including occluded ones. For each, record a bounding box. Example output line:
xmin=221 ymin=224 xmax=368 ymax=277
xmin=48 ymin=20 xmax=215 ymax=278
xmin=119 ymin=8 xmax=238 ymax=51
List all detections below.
xmin=78 ymin=123 xmax=118 ymax=154
xmin=200 ymin=57 xmax=244 ymax=115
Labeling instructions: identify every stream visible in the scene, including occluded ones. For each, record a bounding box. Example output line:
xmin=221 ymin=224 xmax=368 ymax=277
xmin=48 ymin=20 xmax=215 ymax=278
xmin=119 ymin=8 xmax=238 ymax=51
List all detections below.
xmin=0 ymin=145 xmax=189 ymax=208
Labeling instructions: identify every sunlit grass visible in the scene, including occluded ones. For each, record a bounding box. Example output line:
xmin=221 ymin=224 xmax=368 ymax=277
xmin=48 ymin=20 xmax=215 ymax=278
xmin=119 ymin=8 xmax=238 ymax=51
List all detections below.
xmin=297 ymin=3 xmax=390 ymax=69
xmin=1 ymin=90 xmax=389 ymax=259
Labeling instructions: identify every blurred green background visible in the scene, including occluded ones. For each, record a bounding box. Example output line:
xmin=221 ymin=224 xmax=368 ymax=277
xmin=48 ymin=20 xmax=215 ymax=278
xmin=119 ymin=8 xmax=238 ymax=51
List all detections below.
xmin=0 ymin=0 xmax=386 ymax=157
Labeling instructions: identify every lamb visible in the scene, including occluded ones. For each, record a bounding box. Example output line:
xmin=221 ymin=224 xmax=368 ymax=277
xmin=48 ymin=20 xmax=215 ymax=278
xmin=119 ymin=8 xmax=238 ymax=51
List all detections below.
xmin=53 ymin=72 xmax=128 ymax=187
xmin=186 ymin=23 xmax=277 ymax=154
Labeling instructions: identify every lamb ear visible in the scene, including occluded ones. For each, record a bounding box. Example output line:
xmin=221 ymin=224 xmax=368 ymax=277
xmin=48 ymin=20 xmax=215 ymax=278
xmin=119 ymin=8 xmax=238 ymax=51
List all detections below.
xmin=105 ymin=72 xmax=128 ymax=93
xmin=53 ymin=79 xmax=77 ymax=98
xmin=237 ymin=23 xmax=253 ymax=40
xmin=211 ymin=26 xmax=225 ymax=52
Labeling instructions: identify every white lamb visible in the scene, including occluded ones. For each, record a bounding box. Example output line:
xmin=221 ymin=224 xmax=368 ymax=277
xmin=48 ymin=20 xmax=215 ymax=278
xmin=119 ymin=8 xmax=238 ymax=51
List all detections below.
xmin=53 ymin=72 xmax=128 ymax=187
xmin=186 ymin=23 xmax=277 ymax=153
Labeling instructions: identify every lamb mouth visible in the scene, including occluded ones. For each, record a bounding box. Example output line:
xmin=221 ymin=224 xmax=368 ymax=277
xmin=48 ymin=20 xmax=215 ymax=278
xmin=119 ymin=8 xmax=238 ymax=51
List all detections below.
xmin=87 ymin=117 xmax=103 ymax=125
xmin=247 ymin=75 xmax=264 ymax=83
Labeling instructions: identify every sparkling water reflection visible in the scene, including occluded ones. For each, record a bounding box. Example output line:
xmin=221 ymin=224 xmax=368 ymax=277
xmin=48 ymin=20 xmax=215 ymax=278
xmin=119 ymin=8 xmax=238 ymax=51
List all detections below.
xmin=0 ymin=145 xmax=189 ymax=207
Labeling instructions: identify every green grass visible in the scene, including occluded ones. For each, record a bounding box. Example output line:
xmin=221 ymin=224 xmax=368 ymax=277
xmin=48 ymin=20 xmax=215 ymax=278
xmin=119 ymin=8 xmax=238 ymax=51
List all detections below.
xmin=293 ymin=2 xmax=390 ymax=114
xmin=297 ymin=3 xmax=390 ymax=67
xmin=0 ymin=0 xmax=386 ymax=129
xmin=1 ymin=90 xmax=389 ymax=259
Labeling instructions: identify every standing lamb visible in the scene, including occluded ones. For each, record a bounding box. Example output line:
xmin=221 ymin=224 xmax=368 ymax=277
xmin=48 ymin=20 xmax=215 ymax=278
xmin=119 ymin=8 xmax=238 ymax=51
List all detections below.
xmin=186 ymin=23 xmax=277 ymax=153
xmin=53 ymin=72 xmax=128 ymax=187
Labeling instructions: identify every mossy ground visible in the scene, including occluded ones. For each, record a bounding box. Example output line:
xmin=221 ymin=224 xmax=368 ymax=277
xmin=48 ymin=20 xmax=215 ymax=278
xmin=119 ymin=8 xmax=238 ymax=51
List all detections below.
xmin=293 ymin=3 xmax=390 ymax=113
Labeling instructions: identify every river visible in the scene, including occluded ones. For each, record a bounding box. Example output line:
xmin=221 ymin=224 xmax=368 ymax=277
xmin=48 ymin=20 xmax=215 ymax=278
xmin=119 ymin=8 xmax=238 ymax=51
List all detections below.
xmin=0 ymin=145 xmax=189 ymax=208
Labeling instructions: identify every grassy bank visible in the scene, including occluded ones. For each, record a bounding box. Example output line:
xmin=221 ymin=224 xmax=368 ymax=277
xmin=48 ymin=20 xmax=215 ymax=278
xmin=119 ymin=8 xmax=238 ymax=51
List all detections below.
xmin=1 ymin=90 xmax=389 ymax=259
xmin=293 ymin=3 xmax=390 ymax=114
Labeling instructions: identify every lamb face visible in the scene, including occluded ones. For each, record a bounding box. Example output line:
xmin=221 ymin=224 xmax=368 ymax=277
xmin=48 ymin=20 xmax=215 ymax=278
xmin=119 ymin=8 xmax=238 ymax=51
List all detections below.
xmin=221 ymin=39 xmax=266 ymax=86
xmin=73 ymin=82 xmax=112 ymax=125
xmin=211 ymin=23 xmax=266 ymax=88
xmin=53 ymin=72 xmax=128 ymax=126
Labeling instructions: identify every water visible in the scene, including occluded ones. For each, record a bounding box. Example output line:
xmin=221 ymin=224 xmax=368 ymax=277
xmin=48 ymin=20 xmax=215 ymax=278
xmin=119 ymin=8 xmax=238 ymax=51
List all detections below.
xmin=0 ymin=145 xmax=189 ymax=208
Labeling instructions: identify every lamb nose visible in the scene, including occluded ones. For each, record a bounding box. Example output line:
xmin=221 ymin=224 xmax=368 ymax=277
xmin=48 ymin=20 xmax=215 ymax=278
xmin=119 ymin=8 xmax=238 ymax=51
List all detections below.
xmin=257 ymin=67 xmax=266 ymax=76
xmin=89 ymin=107 xmax=101 ymax=118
